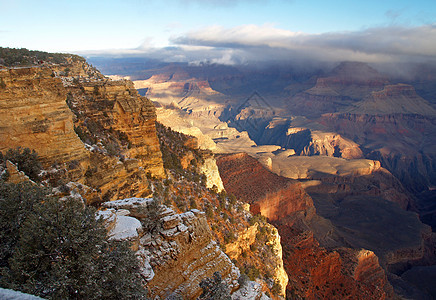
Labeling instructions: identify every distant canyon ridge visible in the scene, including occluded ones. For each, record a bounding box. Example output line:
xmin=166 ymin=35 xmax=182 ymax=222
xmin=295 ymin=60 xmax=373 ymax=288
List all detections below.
xmin=89 ymin=56 xmax=436 ymax=298
xmin=91 ymin=57 xmax=436 ymax=227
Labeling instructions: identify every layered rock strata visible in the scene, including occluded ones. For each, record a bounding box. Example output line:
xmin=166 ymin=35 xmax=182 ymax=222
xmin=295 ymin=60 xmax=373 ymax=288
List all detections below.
xmin=0 ymin=67 xmax=89 ymax=180
xmin=66 ymin=76 xmax=164 ymax=178
xmin=100 ymin=197 xmax=240 ymax=299
xmin=216 ymin=153 xmax=395 ymax=299
xmin=216 ymin=153 xmax=313 ymax=222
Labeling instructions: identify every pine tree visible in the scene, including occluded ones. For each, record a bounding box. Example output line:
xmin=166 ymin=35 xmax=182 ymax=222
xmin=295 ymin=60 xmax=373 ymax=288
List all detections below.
xmin=0 ymin=182 xmax=147 ymax=299
xmin=199 ymin=272 xmax=231 ymax=300
xmin=4 ymin=147 xmax=42 ymax=182
xmin=0 ymin=182 xmax=47 ymax=268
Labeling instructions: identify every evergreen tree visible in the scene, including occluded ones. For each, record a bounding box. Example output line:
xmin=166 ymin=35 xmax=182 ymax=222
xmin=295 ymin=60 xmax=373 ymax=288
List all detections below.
xmin=4 ymin=147 xmax=42 ymax=182
xmin=198 ymin=272 xmax=231 ymax=300
xmin=0 ymin=182 xmax=47 ymax=268
xmin=0 ymin=182 xmax=147 ymax=299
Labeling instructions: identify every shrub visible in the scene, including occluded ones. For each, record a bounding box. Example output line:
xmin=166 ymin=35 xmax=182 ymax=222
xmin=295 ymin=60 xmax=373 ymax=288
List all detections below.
xmin=190 ymin=198 xmax=198 ymax=209
xmin=271 ymin=281 xmax=283 ymax=296
xmin=199 ymin=272 xmax=231 ymax=300
xmin=0 ymin=182 xmax=47 ymax=268
xmin=4 ymin=147 xmax=42 ymax=182
xmin=238 ymin=274 xmax=249 ymax=288
xmin=0 ymin=182 xmax=146 ymax=299
xmin=140 ymin=198 xmax=163 ymax=233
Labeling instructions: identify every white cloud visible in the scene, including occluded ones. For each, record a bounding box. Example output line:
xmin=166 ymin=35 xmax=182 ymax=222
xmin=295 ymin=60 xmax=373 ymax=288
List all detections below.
xmin=83 ymin=23 xmax=436 ymax=67
xmin=171 ymin=24 xmax=436 ymax=63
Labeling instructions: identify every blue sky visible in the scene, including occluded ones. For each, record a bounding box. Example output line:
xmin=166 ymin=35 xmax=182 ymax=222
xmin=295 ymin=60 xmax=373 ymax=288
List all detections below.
xmin=1 ymin=0 xmax=435 ymax=63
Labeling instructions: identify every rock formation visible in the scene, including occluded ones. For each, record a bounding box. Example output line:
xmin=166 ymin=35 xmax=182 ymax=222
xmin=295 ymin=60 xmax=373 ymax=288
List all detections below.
xmin=0 ymin=67 xmax=89 ymax=181
xmin=99 ymin=197 xmax=240 ymax=299
xmin=216 ymin=153 xmax=314 ymax=222
xmin=199 ymin=156 xmax=225 ymax=192
xmin=216 ymin=152 xmax=396 ymax=299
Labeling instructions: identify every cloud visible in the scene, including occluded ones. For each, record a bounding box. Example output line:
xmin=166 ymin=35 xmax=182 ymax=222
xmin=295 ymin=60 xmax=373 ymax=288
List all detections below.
xmin=83 ymin=23 xmax=436 ymax=68
xmin=170 ymin=24 xmax=436 ymax=64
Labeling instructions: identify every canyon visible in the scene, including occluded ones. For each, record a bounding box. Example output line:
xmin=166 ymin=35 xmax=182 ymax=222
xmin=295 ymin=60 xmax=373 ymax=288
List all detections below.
xmin=90 ymin=57 xmax=436 ymax=298
xmin=1 ymin=48 xmax=436 ymax=299
xmin=0 ymin=51 xmax=287 ymax=299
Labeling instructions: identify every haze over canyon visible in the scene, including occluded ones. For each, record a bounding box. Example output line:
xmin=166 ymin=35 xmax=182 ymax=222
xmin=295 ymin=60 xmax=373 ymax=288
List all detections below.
xmin=1 ymin=0 xmax=436 ymax=299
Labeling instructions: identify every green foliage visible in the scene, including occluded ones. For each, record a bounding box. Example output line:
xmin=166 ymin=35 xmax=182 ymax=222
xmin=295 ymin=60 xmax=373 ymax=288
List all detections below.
xmin=189 ymin=198 xmax=198 ymax=209
xmin=0 ymin=182 xmax=47 ymax=268
xmin=244 ymin=265 xmax=260 ymax=281
xmin=156 ymin=122 xmax=208 ymax=182
xmin=238 ymin=274 xmax=249 ymax=287
xmin=0 ymin=182 xmax=147 ymax=299
xmin=204 ymin=203 xmax=214 ymax=219
xmin=140 ymin=198 xmax=163 ymax=233
xmin=0 ymin=47 xmax=85 ymax=67
xmin=223 ymin=230 xmax=236 ymax=244
xmin=249 ymin=214 xmax=267 ymax=226
xmin=199 ymin=272 xmax=231 ymax=300
xmin=3 ymin=147 xmax=42 ymax=182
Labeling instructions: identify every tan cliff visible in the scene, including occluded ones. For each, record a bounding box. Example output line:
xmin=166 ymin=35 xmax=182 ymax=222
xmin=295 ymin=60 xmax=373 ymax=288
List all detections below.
xmin=0 ymin=67 xmax=89 ymax=181
xmin=225 ymin=222 xmax=289 ymax=297
xmin=216 ymin=153 xmax=314 ymax=222
xmin=99 ymin=198 xmax=240 ymax=299
xmin=66 ymin=76 xmax=164 ymax=178
xmin=0 ymin=62 xmax=165 ymax=203
xmin=216 ymin=152 xmax=395 ymax=299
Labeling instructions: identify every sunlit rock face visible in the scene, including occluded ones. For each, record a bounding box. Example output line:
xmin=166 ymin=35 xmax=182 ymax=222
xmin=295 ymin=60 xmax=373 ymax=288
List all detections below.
xmin=199 ymin=156 xmax=225 ymax=192
xmin=0 ymin=67 xmax=89 ymax=181
xmin=0 ymin=60 xmax=166 ymax=203
xmin=216 ymin=152 xmax=403 ymax=299
xmin=216 ymin=153 xmax=314 ymax=222
xmin=64 ymin=63 xmax=165 ymax=179
xmin=99 ymin=198 xmax=240 ymax=299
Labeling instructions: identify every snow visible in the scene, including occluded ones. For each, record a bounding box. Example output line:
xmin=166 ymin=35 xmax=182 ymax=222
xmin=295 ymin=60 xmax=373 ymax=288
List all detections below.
xmin=96 ymin=209 xmax=116 ymax=224
xmin=231 ymin=281 xmax=271 ymax=300
xmin=109 ymin=215 xmax=142 ymax=241
xmin=102 ymin=197 xmax=153 ymax=209
xmin=136 ymin=248 xmax=155 ymax=281
xmin=0 ymin=288 xmax=45 ymax=300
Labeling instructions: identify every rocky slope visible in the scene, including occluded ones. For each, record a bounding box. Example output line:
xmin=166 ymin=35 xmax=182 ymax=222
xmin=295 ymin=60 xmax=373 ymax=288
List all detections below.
xmin=95 ymin=56 xmax=436 ymax=298
xmin=216 ymin=153 xmax=395 ymax=299
xmin=1 ymin=50 xmax=290 ymax=299
xmin=0 ymin=58 xmax=166 ymax=204
xmin=0 ymin=67 xmax=89 ymax=181
xmin=99 ymin=197 xmax=240 ymax=299
xmin=216 ymin=153 xmax=313 ymax=222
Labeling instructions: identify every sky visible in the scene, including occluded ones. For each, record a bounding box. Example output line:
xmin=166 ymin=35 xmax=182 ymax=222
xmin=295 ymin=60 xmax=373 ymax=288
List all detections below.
xmin=1 ymin=0 xmax=436 ymax=64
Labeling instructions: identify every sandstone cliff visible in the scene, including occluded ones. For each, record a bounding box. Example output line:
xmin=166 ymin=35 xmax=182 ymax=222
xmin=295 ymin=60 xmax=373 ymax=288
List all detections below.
xmin=199 ymin=156 xmax=225 ymax=192
xmin=216 ymin=153 xmax=314 ymax=222
xmin=99 ymin=197 xmax=240 ymax=299
xmin=65 ymin=73 xmax=164 ymax=178
xmin=216 ymin=152 xmax=395 ymax=299
xmin=0 ymin=67 xmax=89 ymax=181
xmin=0 ymin=57 xmax=166 ymax=204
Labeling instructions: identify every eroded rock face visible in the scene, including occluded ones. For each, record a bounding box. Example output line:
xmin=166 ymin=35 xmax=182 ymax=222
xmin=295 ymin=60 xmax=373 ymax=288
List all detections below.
xmin=0 ymin=61 xmax=166 ymax=204
xmin=0 ymin=67 xmax=89 ymax=180
xmin=216 ymin=153 xmax=313 ymax=222
xmin=67 ymin=77 xmax=165 ymax=178
xmin=277 ymin=223 xmax=394 ymax=299
xmin=217 ymin=152 xmax=396 ymax=299
xmin=199 ymin=156 xmax=225 ymax=192
xmin=226 ymin=222 xmax=288 ymax=297
xmin=100 ymin=198 xmax=239 ymax=299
